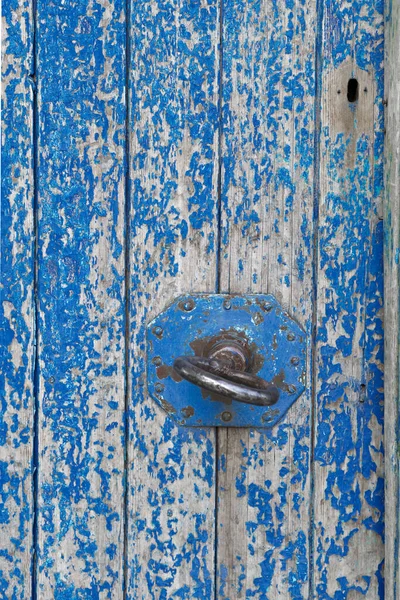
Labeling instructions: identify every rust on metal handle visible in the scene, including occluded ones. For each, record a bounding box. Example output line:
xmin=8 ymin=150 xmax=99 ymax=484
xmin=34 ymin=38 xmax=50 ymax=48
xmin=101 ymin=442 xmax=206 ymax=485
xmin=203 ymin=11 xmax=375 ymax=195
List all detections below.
xmin=173 ymin=356 xmax=280 ymax=407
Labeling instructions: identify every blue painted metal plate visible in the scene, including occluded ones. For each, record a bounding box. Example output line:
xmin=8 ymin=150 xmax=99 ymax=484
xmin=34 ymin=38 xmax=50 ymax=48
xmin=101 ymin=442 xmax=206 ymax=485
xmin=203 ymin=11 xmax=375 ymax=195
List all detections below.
xmin=147 ymin=294 xmax=306 ymax=427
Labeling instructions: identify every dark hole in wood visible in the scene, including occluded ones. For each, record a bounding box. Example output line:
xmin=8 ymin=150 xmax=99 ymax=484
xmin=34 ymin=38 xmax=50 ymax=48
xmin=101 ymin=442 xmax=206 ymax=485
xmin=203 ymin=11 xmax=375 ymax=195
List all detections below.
xmin=347 ymin=78 xmax=359 ymax=103
xmin=359 ymin=382 xmax=366 ymax=403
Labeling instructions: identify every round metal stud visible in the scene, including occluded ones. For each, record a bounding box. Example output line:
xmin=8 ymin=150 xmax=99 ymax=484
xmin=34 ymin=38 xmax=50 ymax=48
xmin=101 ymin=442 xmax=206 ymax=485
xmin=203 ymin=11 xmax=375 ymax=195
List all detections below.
xmin=262 ymin=413 xmax=275 ymax=423
xmin=182 ymin=299 xmax=195 ymax=311
xmin=221 ymin=411 xmax=233 ymax=422
xmin=152 ymin=326 xmax=163 ymax=337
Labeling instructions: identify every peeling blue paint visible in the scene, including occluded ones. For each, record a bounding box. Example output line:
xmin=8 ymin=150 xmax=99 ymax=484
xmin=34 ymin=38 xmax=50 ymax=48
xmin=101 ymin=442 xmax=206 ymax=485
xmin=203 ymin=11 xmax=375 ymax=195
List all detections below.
xmin=2 ymin=0 xmax=385 ymax=597
xmin=313 ymin=0 xmax=385 ymax=595
xmin=1 ymin=0 xmax=35 ymax=597
xmin=32 ymin=0 xmax=128 ymax=596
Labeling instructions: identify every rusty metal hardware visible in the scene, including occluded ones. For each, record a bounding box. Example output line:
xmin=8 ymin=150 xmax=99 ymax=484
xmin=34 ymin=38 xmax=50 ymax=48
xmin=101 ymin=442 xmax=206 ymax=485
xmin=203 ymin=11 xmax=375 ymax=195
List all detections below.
xmin=147 ymin=294 xmax=306 ymax=427
xmin=173 ymin=355 xmax=280 ymax=406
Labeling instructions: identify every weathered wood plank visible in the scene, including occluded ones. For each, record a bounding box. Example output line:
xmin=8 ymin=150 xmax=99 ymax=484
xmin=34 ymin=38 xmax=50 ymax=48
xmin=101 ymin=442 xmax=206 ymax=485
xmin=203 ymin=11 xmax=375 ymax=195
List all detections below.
xmin=217 ymin=0 xmax=317 ymax=596
xmin=126 ymin=0 xmax=220 ymax=597
xmin=312 ymin=1 xmax=385 ymax=596
xmin=1 ymin=1 xmax=35 ymax=597
xmin=35 ymin=1 xmax=127 ymax=596
xmin=384 ymin=0 xmax=400 ymax=597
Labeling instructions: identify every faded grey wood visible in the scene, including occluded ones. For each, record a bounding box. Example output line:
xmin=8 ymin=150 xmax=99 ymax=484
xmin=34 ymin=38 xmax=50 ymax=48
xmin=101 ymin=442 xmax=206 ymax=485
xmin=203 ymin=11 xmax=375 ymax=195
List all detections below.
xmin=217 ymin=0 xmax=317 ymax=595
xmin=1 ymin=2 xmax=35 ymax=597
xmin=384 ymin=0 xmax=400 ymax=596
xmin=312 ymin=2 xmax=385 ymax=595
xmin=125 ymin=1 xmax=220 ymax=597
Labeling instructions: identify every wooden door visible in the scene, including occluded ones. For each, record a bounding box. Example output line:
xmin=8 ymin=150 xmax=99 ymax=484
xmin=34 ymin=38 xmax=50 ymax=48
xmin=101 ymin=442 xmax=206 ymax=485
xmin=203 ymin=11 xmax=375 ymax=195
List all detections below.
xmin=1 ymin=0 xmax=386 ymax=598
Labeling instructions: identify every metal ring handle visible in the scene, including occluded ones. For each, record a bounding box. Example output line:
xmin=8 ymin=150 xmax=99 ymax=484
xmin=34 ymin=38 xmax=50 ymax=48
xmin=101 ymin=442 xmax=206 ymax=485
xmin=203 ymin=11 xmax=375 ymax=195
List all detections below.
xmin=173 ymin=356 xmax=280 ymax=407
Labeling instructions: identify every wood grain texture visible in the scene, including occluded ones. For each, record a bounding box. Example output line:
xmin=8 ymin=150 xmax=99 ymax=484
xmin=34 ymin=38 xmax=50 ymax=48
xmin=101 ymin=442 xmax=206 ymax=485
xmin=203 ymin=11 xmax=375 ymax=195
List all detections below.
xmin=2 ymin=0 xmax=387 ymax=597
xmin=126 ymin=1 xmax=220 ymax=598
xmin=217 ymin=0 xmax=317 ymax=596
xmin=312 ymin=1 xmax=385 ymax=597
xmin=1 ymin=1 xmax=35 ymax=597
xmin=384 ymin=0 xmax=400 ymax=597
xmin=35 ymin=1 xmax=127 ymax=596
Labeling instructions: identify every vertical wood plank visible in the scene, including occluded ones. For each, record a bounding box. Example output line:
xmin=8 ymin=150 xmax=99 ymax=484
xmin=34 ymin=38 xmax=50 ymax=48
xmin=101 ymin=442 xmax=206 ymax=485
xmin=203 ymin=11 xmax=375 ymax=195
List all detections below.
xmin=126 ymin=1 xmax=220 ymax=597
xmin=217 ymin=0 xmax=317 ymax=596
xmin=1 ymin=1 xmax=35 ymax=598
xmin=35 ymin=1 xmax=127 ymax=596
xmin=384 ymin=0 xmax=400 ymax=596
xmin=312 ymin=0 xmax=385 ymax=596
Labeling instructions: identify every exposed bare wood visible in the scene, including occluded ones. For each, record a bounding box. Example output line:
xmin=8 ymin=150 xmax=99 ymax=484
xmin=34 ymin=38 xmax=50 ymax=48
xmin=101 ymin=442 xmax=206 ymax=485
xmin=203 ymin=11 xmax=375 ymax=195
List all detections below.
xmin=35 ymin=1 xmax=127 ymax=595
xmin=384 ymin=0 xmax=400 ymax=596
xmin=126 ymin=1 xmax=220 ymax=597
xmin=1 ymin=1 xmax=35 ymax=597
xmin=1 ymin=0 xmax=387 ymax=596
xmin=217 ymin=0 xmax=317 ymax=595
xmin=312 ymin=2 xmax=385 ymax=596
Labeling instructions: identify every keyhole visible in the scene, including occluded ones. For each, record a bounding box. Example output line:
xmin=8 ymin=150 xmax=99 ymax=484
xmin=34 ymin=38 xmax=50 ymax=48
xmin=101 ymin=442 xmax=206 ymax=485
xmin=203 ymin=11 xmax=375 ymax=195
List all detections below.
xmin=347 ymin=78 xmax=359 ymax=103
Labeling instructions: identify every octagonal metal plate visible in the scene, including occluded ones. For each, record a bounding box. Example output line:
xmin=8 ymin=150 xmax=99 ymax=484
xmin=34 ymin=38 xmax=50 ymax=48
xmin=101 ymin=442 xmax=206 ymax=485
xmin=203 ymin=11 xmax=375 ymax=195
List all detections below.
xmin=146 ymin=294 xmax=306 ymax=427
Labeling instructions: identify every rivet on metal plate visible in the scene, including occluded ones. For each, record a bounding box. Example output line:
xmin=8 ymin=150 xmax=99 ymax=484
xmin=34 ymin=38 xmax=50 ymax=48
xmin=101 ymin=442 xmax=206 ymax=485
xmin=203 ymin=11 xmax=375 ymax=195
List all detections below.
xmin=221 ymin=411 xmax=233 ymax=422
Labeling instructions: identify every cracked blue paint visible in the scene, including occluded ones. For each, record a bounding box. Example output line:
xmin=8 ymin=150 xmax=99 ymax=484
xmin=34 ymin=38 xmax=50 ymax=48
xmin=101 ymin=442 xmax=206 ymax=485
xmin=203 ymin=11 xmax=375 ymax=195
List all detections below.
xmin=313 ymin=0 xmax=384 ymax=595
xmin=31 ymin=0 xmax=128 ymax=596
xmin=2 ymin=0 xmax=385 ymax=597
xmin=1 ymin=0 xmax=35 ymax=598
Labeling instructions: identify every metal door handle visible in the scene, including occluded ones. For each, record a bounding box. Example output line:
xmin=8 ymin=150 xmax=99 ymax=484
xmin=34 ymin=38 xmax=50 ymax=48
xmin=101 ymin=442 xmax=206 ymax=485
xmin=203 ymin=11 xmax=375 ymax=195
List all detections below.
xmin=148 ymin=295 xmax=305 ymax=427
xmin=173 ymin=355 xmax=280 ymax=407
